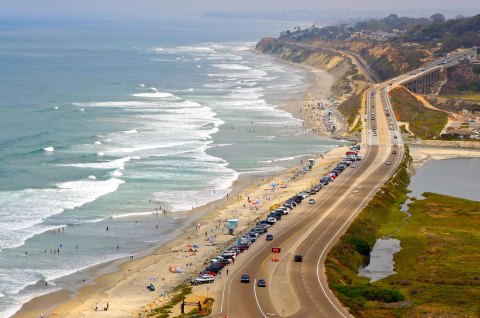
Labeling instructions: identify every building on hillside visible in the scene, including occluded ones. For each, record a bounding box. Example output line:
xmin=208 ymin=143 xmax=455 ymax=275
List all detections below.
xmin=351 ymin=30 xmax=399 ymax=41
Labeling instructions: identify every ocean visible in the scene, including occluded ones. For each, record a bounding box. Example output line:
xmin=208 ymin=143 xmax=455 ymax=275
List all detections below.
xmin=0 ymin=17 xmax=342 ymax=316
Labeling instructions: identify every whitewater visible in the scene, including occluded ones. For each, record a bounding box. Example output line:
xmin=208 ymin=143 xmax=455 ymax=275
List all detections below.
xmin=0 ymin=18 xmax=342 ymax=316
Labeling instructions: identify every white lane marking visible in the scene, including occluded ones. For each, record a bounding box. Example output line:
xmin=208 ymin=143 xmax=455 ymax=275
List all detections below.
xmin=253 ymin=279 xmax=268 ymax=318
xmin=316 ymin=146 xmax=404 ymax=318
xmin=219 ymin=145 xmax=375 ymax=316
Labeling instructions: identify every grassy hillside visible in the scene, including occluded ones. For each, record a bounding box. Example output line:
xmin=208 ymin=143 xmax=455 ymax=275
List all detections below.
xmin=273 ymin=14 xmax=480 ymax=81
xmin=326 ymin=149 xmax=411 ymax=317
xmin=338 ymin=91 xmax=364 ymax=126
xmin=378 ymin=193 xmax=480 ymax=317
xmin=390 ymin=87 xmax=448 ymax=138
xmin=326 ymin=148 xmax=480 ymax=317
xmin=440 ymin=64 xmax=480 ymax=95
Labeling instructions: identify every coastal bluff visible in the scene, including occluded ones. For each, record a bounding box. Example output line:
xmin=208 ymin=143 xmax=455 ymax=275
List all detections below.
xmin=255 ymin=37 xmax=353 ymax=95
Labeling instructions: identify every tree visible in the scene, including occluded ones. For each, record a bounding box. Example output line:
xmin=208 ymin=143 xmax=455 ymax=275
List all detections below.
xmin=430 ymin=13 xmax=446 ymax=23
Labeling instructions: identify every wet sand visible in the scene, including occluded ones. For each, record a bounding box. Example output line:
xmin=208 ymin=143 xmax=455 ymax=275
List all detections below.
xmin=13 ymin=58 xmax=347 ymax=317
xmin=409 ymin=145 xmax=480 ymax=171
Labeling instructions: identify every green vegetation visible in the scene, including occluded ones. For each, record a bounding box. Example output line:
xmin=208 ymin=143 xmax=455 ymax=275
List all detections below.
xmin=379 ymin=193 xmax=480 ymax=317
xmin=147 ymin=284 xmax=193 ymax=318
xmin=326 ymin=148 xmax=411 ymax=317
xmin=272 ymin=14 xmax=480 ymax=81
xmin=440 ymin=64 xmax=480 ymax=97
xmin=172 ymin=298 xmax=215 ymax=318
xmin=327 ymin=147 xmax=480 ymax=317
xmin=338 ymin=90 xmax=365 ymax=126
xmin=390 ymin=87 xmax=448 ymax=138
xmin=398 ymin=124 xmax=410 ymax=135
xmin=363 ymin=54 xmax=397 ymax=81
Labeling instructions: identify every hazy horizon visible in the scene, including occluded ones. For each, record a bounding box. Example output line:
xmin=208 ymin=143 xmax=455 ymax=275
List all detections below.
xmin=1 ymin=0 xmax=479 ymax=22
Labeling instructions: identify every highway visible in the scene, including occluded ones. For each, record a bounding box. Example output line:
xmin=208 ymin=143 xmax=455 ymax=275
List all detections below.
xmin=208 ymin=49 xmax=475 ymax=317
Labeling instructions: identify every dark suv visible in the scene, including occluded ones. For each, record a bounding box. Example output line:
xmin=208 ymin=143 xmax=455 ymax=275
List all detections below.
xmin=294 ymin=255 xmax=303 ymax=262
xmin=240 ymin=273 xmax=250 ymax=283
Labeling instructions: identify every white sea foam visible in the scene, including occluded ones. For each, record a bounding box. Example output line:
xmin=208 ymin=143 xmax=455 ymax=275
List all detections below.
xmin=43 ymin=146 xmax=54 ymax=152
xmin=60 ymin=156 xmax=139 ymax=170
xmin=97 ymin=152 xmax=105 ymax=157
xmin=149 ymin=87 xmax=158 ymax=92
xmin=139 ymin=83 xmax=145 ymax=87
xmin=124 ymin=129 xmax=138 ymax=134
xmin=131 ymin=92 xmax=175 ymax=98
xmin=88 ymin=175 xmax=96 ymax=180
xmin=111 ymin=211 xmax=157 ymax=219
xmin=213 ymin=64 xmax=251 ymax=70
xmin=94 ymin=140 xmax=102 ymax=145
xmin=109 ymin=169 xmax=123 ymax=177
xmin=0 ymin=178 xmax=124 ymax=250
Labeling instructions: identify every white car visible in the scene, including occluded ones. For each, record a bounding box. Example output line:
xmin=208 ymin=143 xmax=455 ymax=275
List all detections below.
xmin=267 ymin=217 xmax=277 ymax=224
xmin=195 ymin=275 xmax=214 ymax=284
xmin=308 ymin=199 xmax=315 ymax=204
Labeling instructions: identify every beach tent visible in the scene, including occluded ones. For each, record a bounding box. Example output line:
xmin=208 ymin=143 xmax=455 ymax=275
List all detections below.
xmin=269 ymin=182 xmax=277 ymax=187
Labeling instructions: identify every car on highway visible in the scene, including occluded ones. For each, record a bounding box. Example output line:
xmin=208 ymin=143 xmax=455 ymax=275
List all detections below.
xmin=266 ymin=234 xmax=273 ymax=241
xmin=257 ymin=279 xmax=266 ymax=287
xmin=308 ymin=198 xmax=315 ymax=204
xmin=294 ymin=255 xmax=303 ymax=262
xmin=240 ymin=274 xmax=250 ymax=283
xmin=351 ymin=163 xmax=356 ymax=168
xmin=394 ymin=135 xmax=398 ymax=139
xmin=392 ymin=150 xmax=397 ymax=154
xmin=386 ymin=161 xmax=392 ymax=165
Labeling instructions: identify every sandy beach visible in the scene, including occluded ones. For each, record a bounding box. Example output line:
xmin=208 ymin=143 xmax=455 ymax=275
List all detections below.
xmin=12 ymin=45 xmax=479 ymax=318
xmin=409 ymin=145 xmax=480 ymax=170
xmin=13 ymin=57 xmax=348 ymax=317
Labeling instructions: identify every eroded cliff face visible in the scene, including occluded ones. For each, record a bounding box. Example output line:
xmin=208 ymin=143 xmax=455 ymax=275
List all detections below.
xmin=257 ymin=37 xmax=431 ymax=82
xmin=255 ymin=38 xmax=353 ymax=95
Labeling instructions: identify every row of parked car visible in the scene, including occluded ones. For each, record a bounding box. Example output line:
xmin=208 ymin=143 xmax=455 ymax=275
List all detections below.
xmin=191 ymin=181 xmax=305 ymax=285
xmin=191 ymin=145 xmax=362 ymax=286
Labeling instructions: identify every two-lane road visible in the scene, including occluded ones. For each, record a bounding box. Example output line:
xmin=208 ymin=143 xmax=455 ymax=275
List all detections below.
xmin=208 ymin=47 xmax=444 ymax=317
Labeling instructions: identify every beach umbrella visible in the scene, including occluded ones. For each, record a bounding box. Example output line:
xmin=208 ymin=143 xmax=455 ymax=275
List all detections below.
xmin=270 ymin=182 xmax=277 ymax=187
xmin=193 ymin=244 xmax=200 ymax=248
xmin=256 ymin=200 xmax=260 ymax=205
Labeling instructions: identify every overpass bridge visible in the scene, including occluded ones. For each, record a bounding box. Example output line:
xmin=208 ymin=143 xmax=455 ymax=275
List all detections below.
xmin=402 ymin=67 xmax=445 ymax=94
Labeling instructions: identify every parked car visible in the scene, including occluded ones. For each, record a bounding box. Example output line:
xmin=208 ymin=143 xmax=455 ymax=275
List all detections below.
xmin=191 ymin=274 xmax=215 ymax=285
xmin=267 ymin=217 xmax=277 ymax=225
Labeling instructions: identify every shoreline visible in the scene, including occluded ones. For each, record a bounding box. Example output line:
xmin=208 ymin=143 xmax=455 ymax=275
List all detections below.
xmin=408 ymin=144 xmax=480 ymax=171
xmin=12 ymin=46 xmax=480 ymax=318
xmin=12 ymin=52 xmax=344 ymax=317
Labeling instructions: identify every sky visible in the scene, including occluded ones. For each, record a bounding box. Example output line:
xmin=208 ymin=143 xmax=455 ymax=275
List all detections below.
xmin=1 ymin=0 xmax=479 ymax=20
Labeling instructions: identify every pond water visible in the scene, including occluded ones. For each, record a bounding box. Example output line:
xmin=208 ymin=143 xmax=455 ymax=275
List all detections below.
xmin=358 ymin=238 xmax=401 ymax=282
xmin=359 ymin=157 xmax=480 ymax=282
xmin=409 ymin=157 xmax=480 ymax=202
